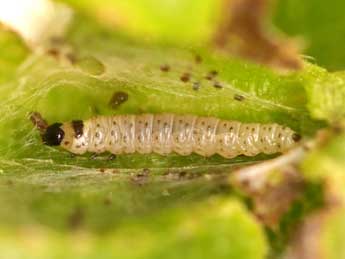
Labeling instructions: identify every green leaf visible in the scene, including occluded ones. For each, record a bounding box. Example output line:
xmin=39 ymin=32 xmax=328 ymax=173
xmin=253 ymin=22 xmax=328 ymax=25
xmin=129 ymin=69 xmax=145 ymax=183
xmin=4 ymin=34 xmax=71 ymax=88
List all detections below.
xmin=0 ymin=28 xmax=28 ymax=83
xmin=298 ymin=65 xmax=345 ymax=121
xmin=322 ymin=207 xmax=345 ymax=259
xmin=61 ymin=0 xmax=221 ymax=46
xmin=273 ymin=0 xmax=345 ymax=70
xmin=1 ymin=2 xmax=345 ymax=258
xmin=0 ymin=198 xmax=267 ymax=259
xmin=0 ymin=14 xmax=324 ymax=171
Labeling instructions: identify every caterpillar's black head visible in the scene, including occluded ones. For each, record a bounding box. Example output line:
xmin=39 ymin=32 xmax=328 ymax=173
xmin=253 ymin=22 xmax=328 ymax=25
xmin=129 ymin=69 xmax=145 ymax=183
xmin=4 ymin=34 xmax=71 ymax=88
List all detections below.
xmin=42 ymin=123 xmax=65 ymax=146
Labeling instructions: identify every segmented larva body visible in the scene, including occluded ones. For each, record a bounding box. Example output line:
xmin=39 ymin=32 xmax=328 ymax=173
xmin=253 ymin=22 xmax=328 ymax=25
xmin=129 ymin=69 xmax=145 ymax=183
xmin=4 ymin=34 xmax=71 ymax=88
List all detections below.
xmin=51 ymin=114 xmax=300 ymax=158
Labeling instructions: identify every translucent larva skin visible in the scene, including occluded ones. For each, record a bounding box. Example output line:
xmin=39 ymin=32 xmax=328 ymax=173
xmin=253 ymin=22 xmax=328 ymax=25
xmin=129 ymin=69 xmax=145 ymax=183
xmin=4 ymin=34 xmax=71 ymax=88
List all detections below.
xmin=59 ymin=114 xmax=299 ymax=158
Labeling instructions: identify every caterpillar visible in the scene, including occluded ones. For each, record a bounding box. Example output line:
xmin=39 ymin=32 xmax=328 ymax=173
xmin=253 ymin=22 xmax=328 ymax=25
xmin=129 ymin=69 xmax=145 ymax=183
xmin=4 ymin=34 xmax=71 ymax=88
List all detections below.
xmin=39 ymin=114 xmax=301 ymax=158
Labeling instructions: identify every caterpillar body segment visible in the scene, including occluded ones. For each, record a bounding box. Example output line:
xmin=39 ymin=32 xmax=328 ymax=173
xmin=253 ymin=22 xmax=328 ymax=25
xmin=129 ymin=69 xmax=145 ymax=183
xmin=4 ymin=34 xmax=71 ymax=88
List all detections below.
xmin=42 ymin=114 xmax=301 ymax=158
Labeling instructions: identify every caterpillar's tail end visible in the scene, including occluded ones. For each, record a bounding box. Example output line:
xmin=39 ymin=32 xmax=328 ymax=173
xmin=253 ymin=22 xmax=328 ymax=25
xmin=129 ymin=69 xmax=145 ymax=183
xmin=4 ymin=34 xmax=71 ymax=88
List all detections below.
xmin=292 ymin=133 xmax=302 ymax=142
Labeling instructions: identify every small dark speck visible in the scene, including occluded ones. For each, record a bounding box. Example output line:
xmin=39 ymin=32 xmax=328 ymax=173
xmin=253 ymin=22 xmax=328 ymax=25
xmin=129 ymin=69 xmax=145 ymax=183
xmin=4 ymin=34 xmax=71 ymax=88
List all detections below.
xmin=241 ymin=179 xmax=250 ymax=187
xmin=50 ymin=36 xmax=64 ymax=45
xmin=109 ymin=91 xmax=129 ymax=109
xmin=180 ymin=72 xmax=191 ymax=82
xmin=46 ymin=48 xmax=59 ymax=57
xmin=143 ymin=168 xmax=150 ymax=174
xmin=131 ymin=169 xmax=150 ymax=186
xmin=205 ymin=70 xmax=218 ymax=80
xmin=107 ymin=154 xmax=116 ymax=161
xmin=68 ymin=207 xmax=84 ymax=230
xmin=234 ymin=94 xmax=245 ymax=101
xmin=66 ymin=52 xmax=77 ymax=64
xmin=160 ymin=64 xmax=170 ymax=72
xmin=99 ymin=168 xmax=105 ymax=173
xmin=210 ymin=70 xmax=218 ymax=76
xmin=332 ymin=123 xmax=343 ymax=134
xmin=104 ymin=197 xmax=112 ymax=206
xmin=178 ymin=171 xmax=187 ymax=179
xmin=192 ymin=81 xmax=200 ymax=91
xmin=213 ymin=81 xmax=223 ymax=89
xmin=292 ymin=133 xmax=302 ymax=142
xmin=195 ymin=54 xmax=202 ymax=64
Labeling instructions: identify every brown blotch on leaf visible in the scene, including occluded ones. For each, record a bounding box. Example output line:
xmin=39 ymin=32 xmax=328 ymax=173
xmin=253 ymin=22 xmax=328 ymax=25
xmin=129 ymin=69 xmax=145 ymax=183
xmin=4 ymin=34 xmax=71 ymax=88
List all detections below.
xmin=109 ymin=91 xmax=129 ymax=109
xmin=104 ymin=196 xmax=112 ymax=206
xmin=66 ymin=52 xmax=77 ymax=64
xmin=252 ymin=167 xmax=304 ymax=227
xmin=49 ymin=36 xmax=65 ymax=45
xmin=46 ymin=48 xmax=60 ymax=57
xmin=29 ymin=112 xmax=48 ymax=135
xmin=214 ymin=0 xmax=303 ymax=71
xmin=180 ymin=72 xmax=191 ymax=82
xmin=205 ymin=70 xmax=218 ymax=80
xmin=234 ymin=94 xmax=245 ymax=101
xmin=192 ymin=81 xmax=201 ymax=91
xmin=160 ymin=64 xmax=170 ymax=72
xmin=210 ymin=70 xmax=218 ymax=77
xmin=285 ymin=183 xmax=341 ymax=259
xmin=131 ymin=168 xmax=150 ymax=186
xmin=142 ymin=168 xmax=150 ymax=175
xmin=195 ymin=54 xmax=203 ymax=64
xmin=68 ymin=206 xmax=84 ymax=230
xmin=213 ymin=81 xmax=223 ymax=89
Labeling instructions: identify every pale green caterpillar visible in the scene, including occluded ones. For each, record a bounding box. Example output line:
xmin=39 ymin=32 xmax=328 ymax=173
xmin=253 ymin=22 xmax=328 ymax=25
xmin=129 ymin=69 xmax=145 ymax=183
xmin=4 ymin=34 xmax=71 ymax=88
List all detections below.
xmin=40 ymin=114 xmax=301 ymax=158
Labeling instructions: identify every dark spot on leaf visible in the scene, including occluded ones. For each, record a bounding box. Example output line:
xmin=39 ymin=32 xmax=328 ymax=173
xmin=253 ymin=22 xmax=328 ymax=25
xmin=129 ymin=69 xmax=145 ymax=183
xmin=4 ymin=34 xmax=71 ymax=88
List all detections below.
xmin=205 ymin=70 xmax=218 ymax=80
xmin=104 ymin=197 xmax=112 ymax=206
xmin=180 ymin=72 xmax=191 ymax=82
xmin=66 ymin=52 xmax=77 ymax=64
xmin=109 ymin=91 xmax=129 ymax=109
xmin=49 ymin=36 xmax=65 ymax=45
xmin=46 ymin=48 xmax=60 ymax=57
xmin=68 ymin=206 xmax=84 ymax=230
xmin=213 ymin=81 xmax=223 ymax=89
xmin=178 ymin=171 xmax=187 ymax=179
xmin=195 ymin=54 xmax=202 ymax=64
xmin=210 ymin=70 xmax=218 ymax=76
xmin=131 ymin=168 xmax=150 ymax=185
xmin=192 ymin=81 xmax=200 ymax=91
xmin=234 ymin=94 xmax=245 ymax=101
xmin=213 ymin=0 xmax=302 ymax=71
xmin=143 ymin=168 xmax=150 ymax=175
xmin=160 ymin=64 xmax=170 ymax=72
